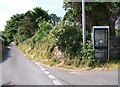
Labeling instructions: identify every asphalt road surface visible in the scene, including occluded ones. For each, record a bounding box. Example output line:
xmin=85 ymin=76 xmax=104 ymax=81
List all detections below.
xmin=0 ymin=45 xmax=119 ymax=86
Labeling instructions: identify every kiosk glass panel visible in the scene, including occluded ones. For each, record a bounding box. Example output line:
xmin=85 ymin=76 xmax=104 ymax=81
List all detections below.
xmin=93 ymin=26 xmax=109 ymax=62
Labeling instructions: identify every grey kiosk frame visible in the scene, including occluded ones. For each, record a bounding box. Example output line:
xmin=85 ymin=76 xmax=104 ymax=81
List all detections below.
xmin=92 ymin=26 xmax=109 ymax=62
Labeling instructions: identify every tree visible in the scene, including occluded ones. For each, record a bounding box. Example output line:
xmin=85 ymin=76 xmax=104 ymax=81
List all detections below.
xmin=63 ymin=2 xmax=82 ymax=25
xmin=63 ymin=1 xmax=120 ymax=35
xmin=16 ymin=11 xmax=37 ymax=43
xmin=49 ymin=14 xmax=61 ymax=26
xmin=4 ymin=14 xmax=24 ymax=44
xmin=3 ymin=7 xmax=51 ymax=44
xmin=0 ymin=31 xmax=4 ymax=41
xmin=32 ymin=7 xmax=50 ymax=22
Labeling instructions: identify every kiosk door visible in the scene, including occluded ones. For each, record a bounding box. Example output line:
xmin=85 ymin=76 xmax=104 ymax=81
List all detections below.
xmin=93 ymin=26 xmax=109 ymax=62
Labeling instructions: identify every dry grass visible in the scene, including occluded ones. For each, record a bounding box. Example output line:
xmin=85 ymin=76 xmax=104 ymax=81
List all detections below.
xmin=17 ymin=43 xmax=119 ymax=70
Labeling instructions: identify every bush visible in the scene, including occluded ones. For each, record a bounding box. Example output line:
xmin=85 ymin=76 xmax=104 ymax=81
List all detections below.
xmin=18 ymin=20 xmax=95 ymax=68
xmin=81 ymin=41 xmax=95 ymax=67
xmin=50 ymin=21 xmax=82 ymax=58
xmin=116 ymin=29 xmax=120 ymax=37
xmin=31 ymin=20 xmax=52 ymax=43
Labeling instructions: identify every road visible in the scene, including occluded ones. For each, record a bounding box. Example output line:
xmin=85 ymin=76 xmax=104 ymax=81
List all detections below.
xmin=0 ymin=45 xmax=119 ymax=86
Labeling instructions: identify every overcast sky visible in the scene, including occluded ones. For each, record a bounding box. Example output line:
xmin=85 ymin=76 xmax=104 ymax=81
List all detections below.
xmin=0 ymin=0 xmax=66 ymax=31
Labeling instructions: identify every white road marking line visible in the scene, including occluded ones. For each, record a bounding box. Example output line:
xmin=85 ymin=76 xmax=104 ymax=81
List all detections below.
xmin=35 ymin=62 xmax=39 ymax=65
xmin=37 ymin=64 xmax=41 ymax=67
xmin=33 ymin=61 xmax=62 ymax=85
xmin=35 ymin=62 xmax=41 ymax=67
xmin=52 ymin=80 xmax=62 ymax=85
xmin=34 ymin=62 xmax=46 ymax=71
xmin=40 ymin=67 xmax=46 ymax=71
xmin=48 ymin=74 xmax=55 ymax=79
xmin=44 ymin=71 xmax=50 ymax=75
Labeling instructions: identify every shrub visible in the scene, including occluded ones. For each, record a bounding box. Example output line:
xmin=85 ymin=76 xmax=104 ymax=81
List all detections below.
xmin=116 ymin=29 xmax=120 ymax=37
xmin=50 ymin=21 xmax=82 ymax=58
xmin=18 ymin=20 xmax=95 ymax=68
xmin=81 ymin=41 xmax=95 ymax=67
xmin=31 ymin=20 xmax=52 ymax=43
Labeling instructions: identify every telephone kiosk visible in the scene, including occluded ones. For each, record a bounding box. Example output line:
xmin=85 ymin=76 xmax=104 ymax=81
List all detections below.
xmin=92 ymin=26 xmax=109 ymax=62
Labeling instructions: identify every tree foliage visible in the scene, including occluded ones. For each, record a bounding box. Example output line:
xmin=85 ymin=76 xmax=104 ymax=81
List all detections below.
xmin=4 ymin=14 xmax=24 ymax=44
xmin=3 ymin=7 xmax=50 ymax=45
xmin=31 ymin=20 xmax=52 ymax=43
xmin=32 ymin=7 xmax=50 ymax=21
xmin=16 ymin=11 xmax=37 ymax=43
xmin=63 ymin=2 xmax=120 ymax=35
xmin=49 ymin=14 xmax=61 ymax=26
xmin=50 ymin=21 xmax=82 ymax=57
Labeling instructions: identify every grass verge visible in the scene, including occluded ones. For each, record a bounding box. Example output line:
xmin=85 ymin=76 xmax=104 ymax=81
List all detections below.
xmin=16 ymin=44 xmax=119 ymax=70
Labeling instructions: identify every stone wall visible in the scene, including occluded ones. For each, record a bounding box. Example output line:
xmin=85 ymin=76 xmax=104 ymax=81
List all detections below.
xmin=109 ymin=36 xmax=120 ymax=59
xmin=0 ymin=40 xmax=2 ymax=62
xmin=0 ymin=39 xmax=5 ymax=60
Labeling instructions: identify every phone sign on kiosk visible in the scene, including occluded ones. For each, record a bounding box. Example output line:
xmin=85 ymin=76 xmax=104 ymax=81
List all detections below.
xmin=92 ymin=26 xmax=109 ymax=62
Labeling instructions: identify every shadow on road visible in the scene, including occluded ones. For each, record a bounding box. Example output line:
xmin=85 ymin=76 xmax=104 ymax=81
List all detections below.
xmin=2 ymin=47 xmax=11 ymax=63
xmin=1 ymin=82 xmax=16 ymax=87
